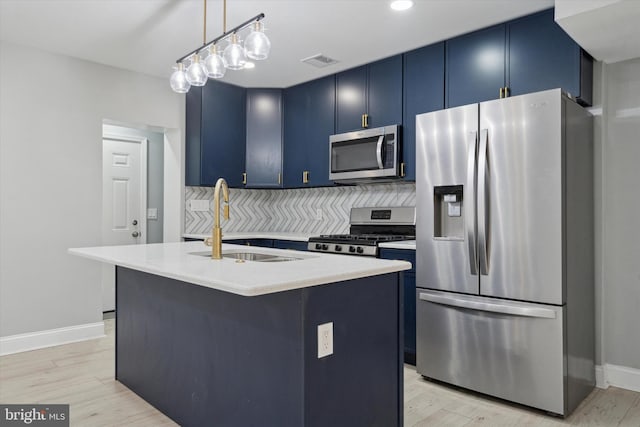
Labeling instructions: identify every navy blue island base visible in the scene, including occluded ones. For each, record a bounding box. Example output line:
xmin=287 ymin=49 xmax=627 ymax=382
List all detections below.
xmin=115 ymin=267 xmax=403 ymax=427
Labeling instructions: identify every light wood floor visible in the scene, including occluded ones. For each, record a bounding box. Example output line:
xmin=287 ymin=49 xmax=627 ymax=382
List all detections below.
xmin=1 ymin=319 xmax=639 ymax=426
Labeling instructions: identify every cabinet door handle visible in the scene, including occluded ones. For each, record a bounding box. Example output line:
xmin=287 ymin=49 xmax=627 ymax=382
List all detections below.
xmin=504 ymin=86 xmax=510 ymax=98
xmin=277 ymin=172 xmax=281 ymax=185
xmin=364 ymin=113 xmax=369 ymax=128
xmin=499 ymin=87 xmax=504 ymax=98
xmin=361 ymin=114 xmax=365 ymax=128
xmin=303 ymin=170 xmax=309 ymax=184
xmin=242 ymin=172 xmax=247 ymax=185
xmin=400 ymin=162 xmax=405 ymax=177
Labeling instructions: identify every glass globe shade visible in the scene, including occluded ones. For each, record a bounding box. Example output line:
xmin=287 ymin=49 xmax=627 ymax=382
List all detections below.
xmin=169 ymin=63 xmax=191 ymax=93
xmin=186 ymin=55 xmax=207 ymax=86
xmin=204 ymin=45 xmax=227 ymax=79
xmin=244 ymin=21 xmax=271 ymax=60
xmin=223 ymin=33 xmax=247 ymax=70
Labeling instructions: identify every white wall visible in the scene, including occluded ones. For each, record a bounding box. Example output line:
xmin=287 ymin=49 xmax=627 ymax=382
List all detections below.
xmin=600 ymin=58 xmax=640 ymax=371
xmin=0 ymin=41 xmax=184 ymax=338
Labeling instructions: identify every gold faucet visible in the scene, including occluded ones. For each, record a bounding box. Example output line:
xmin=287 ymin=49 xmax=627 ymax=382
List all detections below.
xmin=204 ymin=178 xmax=229 ymax=259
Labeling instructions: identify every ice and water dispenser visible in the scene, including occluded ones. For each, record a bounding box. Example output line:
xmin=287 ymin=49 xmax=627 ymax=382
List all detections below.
xmin=433 ymin=185 xmax=464 ymax=240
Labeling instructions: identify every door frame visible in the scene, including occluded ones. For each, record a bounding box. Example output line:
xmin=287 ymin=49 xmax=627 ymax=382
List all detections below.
xmin=102 ymin=133 xmax=148 ymax=245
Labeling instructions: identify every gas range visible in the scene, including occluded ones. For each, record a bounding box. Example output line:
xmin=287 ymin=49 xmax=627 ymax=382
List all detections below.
xmin=308 ymin=207 xmax=415 ymax=257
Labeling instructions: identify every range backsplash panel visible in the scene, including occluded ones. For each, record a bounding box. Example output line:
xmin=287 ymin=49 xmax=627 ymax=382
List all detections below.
xmin=185 ymin=183 xmax=416 ymax=235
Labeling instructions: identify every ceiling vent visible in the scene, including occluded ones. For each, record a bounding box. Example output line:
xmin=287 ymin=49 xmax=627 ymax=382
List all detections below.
xmin=301 ymin=54 xmax=339 ymax=68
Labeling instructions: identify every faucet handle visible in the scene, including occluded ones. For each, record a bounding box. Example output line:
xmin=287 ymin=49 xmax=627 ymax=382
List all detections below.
xmin=204 ymin=237 xmax=213 ymax=247
xmin=223 ymin=204 xmax=229 ymax=220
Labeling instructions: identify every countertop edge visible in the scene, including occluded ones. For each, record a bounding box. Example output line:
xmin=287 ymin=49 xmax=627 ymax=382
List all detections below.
xmin=69 ymin=245 xmax=411 ymax=297
xmin=378 ymin=241 xmax=416 ymax=250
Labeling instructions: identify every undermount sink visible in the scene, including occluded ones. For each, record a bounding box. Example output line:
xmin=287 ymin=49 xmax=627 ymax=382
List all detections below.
xmin=189 ymin=251 xmax=304 ymax=262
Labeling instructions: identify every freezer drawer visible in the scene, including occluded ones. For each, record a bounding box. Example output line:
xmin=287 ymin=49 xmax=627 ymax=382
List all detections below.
xmin=416 ymin=290 xmax=566 ymax=415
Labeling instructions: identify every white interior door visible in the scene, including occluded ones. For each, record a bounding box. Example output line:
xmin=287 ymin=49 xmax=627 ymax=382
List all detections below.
xmin=101 ymin=136 xmax=147 ymax=311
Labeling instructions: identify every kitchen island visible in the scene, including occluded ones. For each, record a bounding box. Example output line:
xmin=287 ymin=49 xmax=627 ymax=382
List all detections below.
xmin=70 ymin=241 xmax=411 ymax=427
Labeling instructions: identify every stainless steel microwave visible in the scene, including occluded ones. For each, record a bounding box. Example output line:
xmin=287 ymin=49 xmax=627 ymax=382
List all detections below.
xmin=329 ymin=125 xmax=400 ymax=183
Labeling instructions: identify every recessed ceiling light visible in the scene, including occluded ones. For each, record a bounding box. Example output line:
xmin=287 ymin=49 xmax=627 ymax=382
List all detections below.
xmin=390 ymin=0 xmax=413 ymax=11
xmin=244 ymin=62 xmax=256 ymax=69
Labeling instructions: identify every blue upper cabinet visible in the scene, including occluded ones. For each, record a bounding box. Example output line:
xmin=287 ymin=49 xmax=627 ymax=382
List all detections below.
xmin=508 ymin=9 xmax=592 ymax=105
xmin=402 ymin=43 xmax=445 ymax=181
xmin=201 ymin=80 xmax=246 ymax=187
xmin=446 ymin=9 xmax=592 ymax=108
xmin=446 ymin=24 xmax=507 ymax=108
xmin=246 ymin=89 xmax=283 ymax=188
xmin=283 ymin=75 xmax=335 ymax=188
xmin=185 ymin=86 xmax=202 ymax=187
xmin=368 ymin=55 xmax=403 ymax=129
xmin=185 ymin=82 xmax=246 ymax=187
xmin=336 ymin=55 xmax=402 ymax=133
xmin=336 ymin=65 xmax=368 ymax=133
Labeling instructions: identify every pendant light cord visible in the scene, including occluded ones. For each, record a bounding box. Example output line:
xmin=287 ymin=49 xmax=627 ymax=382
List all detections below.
xmin=203 ymin=0 xmax=207 ymax=45
xmin=223 ymin=0 xmax=227 ymax=33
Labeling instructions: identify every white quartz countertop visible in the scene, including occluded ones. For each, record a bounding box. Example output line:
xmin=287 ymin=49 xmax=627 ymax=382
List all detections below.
xmin=182 ymin=232 xmax=314 ymax=242
xmin=379 ymin=240 xmax=416 ymax=250
xmin=69 ymin=241 xmax=411 ymax=297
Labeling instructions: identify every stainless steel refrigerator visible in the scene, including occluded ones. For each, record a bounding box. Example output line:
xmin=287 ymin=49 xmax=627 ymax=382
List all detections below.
xmin=415 ymin=89 xmax=595 ymax=416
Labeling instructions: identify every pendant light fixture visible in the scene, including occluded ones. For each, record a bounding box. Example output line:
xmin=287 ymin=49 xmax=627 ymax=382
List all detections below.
xmin=223 ymin=33 xmax=247 ymax=70
xmin=169 ymin=63 xmax=191 ymax=93
xmin=245 ymin=21 xmax=271 ymax=60
xmin=170 ymin=0 xmax=270 ymax=93
xmin=204 ymin=44 xmax=227 ymax=78
xmin=186 ymin=54 xmax=208 ymax=86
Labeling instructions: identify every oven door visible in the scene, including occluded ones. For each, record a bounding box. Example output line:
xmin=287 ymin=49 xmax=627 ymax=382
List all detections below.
xmin=329 ymin=125 xmax=399 ymax=182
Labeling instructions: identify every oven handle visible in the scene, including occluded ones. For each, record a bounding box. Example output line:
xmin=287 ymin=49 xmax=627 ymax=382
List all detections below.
xmin=376 ymin=135 xmax=384 ymax=169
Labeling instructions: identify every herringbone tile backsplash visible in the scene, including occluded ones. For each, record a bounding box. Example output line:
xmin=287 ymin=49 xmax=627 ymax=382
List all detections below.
xmin=185 ymin=183 xmax=416 ymax=235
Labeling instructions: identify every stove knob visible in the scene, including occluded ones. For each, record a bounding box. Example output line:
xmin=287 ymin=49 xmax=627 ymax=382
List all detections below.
xmin=349 ymin=246 xmax=356 ymax=253
xmin=335 ymin=245 xmax=342 ymax=252
xmin=322 ymin=244 xmax=329 ymax=250
xmin=315 ymin=243 xmax=322 ymax=250
xmin=356 ymin=247 xmax=364 ymax=254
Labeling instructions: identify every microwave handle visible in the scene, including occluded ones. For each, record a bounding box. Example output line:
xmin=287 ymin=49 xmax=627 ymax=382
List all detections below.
xmin=376 ymin=135 xmax=384 ymax=169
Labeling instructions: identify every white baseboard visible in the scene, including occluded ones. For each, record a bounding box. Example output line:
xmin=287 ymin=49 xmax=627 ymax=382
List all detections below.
xmin=595 ymin=363 xmax=640 ymax=393
xmin=0 ymin=322 xmax=105 ymax=356
xmin=595 ymin=365 xmax=606 ymax=389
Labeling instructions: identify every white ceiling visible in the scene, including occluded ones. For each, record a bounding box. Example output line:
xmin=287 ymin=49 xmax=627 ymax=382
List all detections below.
xmin=0 ymin=0 xmax=554 ymax=88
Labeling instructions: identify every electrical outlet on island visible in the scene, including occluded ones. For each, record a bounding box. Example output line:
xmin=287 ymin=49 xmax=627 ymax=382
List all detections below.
xmin=317 ymin=322 xmax=333 ymax=358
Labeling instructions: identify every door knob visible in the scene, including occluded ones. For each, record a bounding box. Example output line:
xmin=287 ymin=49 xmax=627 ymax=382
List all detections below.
xmin=132 ymin=231 xmax=140 ymax=238
xmin=132 ymin=220 xmax=138 ymax=225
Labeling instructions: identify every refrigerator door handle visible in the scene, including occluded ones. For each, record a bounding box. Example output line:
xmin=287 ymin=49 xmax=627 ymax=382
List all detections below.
xmin=418 ymin=292 xmax=557 ymax=319
xmin=376 ymin=135 xmax=384 ymax=169
xmin=478 ymin=128 xmax=489 ymax=275
xmin=466 ymin=131 xmax=478 ymax=275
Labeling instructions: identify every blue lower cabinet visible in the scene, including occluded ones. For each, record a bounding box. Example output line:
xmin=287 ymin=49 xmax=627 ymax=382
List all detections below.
xmin=403 ymin=273 xmax=416 ymax=365
xmin=225 ymin=239 xmax=274 ymax=248
xmin=379 ymin=248 xmax=416 ymax=365
xmin=273 ymin=240 xmax=308 ymax=252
